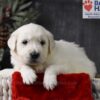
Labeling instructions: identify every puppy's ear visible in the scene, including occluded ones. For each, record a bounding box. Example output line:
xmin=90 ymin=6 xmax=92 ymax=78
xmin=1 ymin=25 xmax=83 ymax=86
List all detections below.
xmin=7 ymin=31 xmax=17 ymax=51
xmin=45 ymin=30 xmax=55 ymax=54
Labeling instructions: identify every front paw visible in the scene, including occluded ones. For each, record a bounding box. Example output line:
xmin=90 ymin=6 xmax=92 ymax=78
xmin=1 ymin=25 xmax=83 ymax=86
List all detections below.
xmin=20 ymin=68 xmax=37 ymax=85
xmin=43 ymin=74 xmax=57 ymax=90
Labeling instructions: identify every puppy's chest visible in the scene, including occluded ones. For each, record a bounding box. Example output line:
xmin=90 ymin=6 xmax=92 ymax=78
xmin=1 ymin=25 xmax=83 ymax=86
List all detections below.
xmin=30 ymin=64 xmax=47 ymax=73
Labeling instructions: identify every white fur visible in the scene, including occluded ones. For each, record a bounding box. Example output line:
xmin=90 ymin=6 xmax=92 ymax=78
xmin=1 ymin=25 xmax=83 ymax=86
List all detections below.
xmin=0 ymin=23 xmax=97 ymax=90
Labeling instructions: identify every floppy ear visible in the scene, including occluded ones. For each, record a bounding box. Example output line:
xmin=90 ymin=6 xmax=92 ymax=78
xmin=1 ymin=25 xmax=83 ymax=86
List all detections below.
xmin=7 ymin=31 xmax=17 ymax=51
xmin=45 ymin=30 xmax=55 ymax=54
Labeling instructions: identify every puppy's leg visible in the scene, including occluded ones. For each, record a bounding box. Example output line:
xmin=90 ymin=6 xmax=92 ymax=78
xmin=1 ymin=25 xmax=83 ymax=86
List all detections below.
xmin=11 ymin=58 xmax=37 ymax=84
xmin=43 ymin=64 xmax=70 ymax=90
xmin=0 ymin=66 xmax=37 ymax=84
xmin=0 ymin=69 xmax=15 ymax=78
xmin=20 ymin=65 xmax=37 ymax=84
xmin=43 ymin=65 xmax=61 ymax=90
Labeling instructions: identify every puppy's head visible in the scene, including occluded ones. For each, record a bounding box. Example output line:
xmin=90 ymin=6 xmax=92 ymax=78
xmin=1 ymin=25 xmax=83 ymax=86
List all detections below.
xmin=8 ymin=23 xmax=55 ymax=65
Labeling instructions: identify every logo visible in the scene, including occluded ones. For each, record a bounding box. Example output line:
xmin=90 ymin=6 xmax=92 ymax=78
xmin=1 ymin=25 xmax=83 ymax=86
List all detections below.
xmin=83 ymin=0 xmax=93 ymax=11
xmin=83 ymin=0 xmax=100 ymax=19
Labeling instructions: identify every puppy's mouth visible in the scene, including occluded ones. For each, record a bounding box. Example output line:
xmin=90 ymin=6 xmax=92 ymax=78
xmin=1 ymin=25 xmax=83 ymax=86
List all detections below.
xmin=28 ymin=59 xmax=40 ymax=66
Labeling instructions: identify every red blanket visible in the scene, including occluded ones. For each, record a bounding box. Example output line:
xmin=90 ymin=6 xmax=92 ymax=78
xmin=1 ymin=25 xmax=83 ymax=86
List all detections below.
xmin=12 ymin=72 xmax=94 ymax=100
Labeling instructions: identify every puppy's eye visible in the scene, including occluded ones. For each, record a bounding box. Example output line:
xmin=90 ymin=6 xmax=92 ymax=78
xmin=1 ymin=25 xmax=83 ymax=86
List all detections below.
xmin=22 ymin=40 xmax=28 ymax=45
xmin=40 ymin=40 xmax=45 ymax=46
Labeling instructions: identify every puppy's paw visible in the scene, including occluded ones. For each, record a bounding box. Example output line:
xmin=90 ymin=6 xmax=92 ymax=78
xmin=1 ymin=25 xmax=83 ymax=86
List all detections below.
xmin=43 ymin=74 xmax=57 ymax=90
xmin=20 ymin=68 xmax=37 ymax=85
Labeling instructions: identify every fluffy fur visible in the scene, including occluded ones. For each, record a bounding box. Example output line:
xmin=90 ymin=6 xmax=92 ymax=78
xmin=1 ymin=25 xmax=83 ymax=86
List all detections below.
xmin=0 ymin=23 xmax=97 ymax=90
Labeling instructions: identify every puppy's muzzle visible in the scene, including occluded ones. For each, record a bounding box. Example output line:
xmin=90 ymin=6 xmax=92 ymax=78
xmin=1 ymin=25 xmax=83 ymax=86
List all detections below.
xmin=30 ymin=52 xmax=40 ymax=61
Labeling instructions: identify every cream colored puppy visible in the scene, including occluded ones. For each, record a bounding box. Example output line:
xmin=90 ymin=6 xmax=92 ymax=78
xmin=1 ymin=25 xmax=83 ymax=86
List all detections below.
xmin=0 ymin=23 xmax=97 ymax=90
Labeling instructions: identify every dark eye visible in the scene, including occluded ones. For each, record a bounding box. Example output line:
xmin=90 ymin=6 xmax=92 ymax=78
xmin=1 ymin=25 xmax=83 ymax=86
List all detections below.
xmin=22 ymin=40 xmax=28 ymax=45
xmin=40 ymin=40 xmax=45 ymax=46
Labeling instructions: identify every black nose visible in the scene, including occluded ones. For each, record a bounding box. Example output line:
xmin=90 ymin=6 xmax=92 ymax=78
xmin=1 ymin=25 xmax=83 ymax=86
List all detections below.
xmin=30 ymin=52 xmax=40 ymax=59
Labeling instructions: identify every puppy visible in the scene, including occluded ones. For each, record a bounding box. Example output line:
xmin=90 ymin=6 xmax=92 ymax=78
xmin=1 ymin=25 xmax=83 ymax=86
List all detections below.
xmin=0 ymin=23 xmax=97 ymax=90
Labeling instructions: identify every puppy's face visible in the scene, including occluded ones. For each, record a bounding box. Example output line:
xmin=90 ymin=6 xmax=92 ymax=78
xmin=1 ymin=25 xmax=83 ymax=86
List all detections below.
xmin=8 ymin=23 xmax=54 ymax=65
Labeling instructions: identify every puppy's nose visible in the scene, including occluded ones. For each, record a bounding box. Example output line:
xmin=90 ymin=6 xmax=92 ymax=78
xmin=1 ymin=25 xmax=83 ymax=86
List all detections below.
xmin=30 ymin=52 xmax=40 ymax=59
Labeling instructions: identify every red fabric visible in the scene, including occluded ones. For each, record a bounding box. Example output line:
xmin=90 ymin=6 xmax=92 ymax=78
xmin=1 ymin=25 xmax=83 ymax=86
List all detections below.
xmin=12 ymin=72 xmax=94 ymax=100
